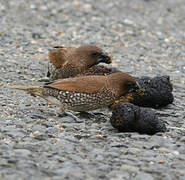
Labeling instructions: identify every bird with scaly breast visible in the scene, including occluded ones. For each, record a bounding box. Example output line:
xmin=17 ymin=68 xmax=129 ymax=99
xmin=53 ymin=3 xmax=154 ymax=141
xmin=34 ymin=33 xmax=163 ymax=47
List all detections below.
xmin=10 ymin=72 xmax=140 ymax=121
xmin=47 ymin=45 xmax=112 ymax=80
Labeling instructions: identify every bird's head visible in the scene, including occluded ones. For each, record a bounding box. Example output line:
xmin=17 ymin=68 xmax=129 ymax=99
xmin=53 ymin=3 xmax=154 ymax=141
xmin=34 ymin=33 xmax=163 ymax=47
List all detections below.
xmin=76 ymin=45 xmax=112 ymax=67
xmin=109 ymin=72 xmax=141 ymax=97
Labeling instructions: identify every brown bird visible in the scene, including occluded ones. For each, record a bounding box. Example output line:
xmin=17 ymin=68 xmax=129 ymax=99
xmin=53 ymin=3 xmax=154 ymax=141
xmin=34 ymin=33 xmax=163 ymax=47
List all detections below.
xmin=47 ymin=45 xmax=112 ymax=80
xmin=10 ymin=72 xmax=139 ymax=120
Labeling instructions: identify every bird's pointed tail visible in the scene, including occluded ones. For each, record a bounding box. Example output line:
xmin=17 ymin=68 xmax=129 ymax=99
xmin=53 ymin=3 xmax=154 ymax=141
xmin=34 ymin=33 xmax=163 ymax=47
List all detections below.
xmin=9 ymin=85 xmax=43 ymax=96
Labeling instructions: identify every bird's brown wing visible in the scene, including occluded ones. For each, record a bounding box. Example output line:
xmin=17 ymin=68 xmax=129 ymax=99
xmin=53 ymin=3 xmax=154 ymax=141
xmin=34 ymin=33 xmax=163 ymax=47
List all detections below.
xmin=44 ymin=75 xmax=107 ymax=94
xmin=48 ymin=47 xmax=76 ymax=68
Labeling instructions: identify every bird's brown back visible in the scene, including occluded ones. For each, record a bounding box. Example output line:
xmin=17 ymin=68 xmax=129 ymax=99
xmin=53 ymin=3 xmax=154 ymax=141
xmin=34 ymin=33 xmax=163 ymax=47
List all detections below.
xmin=49 ymin=45 xmax=107 ymax=68
xmin=48 ymin=46 xmax=76 ymax=68
xmin=44 ymin=72 xmax=136 ymax=96
xmin=44 ymin=75 xmax=107 ymax=94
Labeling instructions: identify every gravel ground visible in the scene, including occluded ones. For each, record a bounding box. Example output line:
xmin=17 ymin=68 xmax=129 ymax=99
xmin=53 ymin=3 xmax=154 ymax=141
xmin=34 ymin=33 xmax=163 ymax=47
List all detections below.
xmin=1 ymin=0 xmax=185 ymax=179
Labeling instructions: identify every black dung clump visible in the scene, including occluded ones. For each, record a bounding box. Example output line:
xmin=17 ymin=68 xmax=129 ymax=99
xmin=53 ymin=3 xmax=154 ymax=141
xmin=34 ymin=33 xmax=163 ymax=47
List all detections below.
xmin=132 ymin=76 xmax=174 ymax=108
xmin=110 ymin=102 xmax=166 ymax=135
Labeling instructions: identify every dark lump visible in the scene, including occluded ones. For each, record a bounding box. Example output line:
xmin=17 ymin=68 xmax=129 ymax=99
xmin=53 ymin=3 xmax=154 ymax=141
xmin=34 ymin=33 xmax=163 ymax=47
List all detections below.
xmin=132 ymin=76 xmax=174 ymax=108
xmin=110 ymin=102 xmax=166 ymax=135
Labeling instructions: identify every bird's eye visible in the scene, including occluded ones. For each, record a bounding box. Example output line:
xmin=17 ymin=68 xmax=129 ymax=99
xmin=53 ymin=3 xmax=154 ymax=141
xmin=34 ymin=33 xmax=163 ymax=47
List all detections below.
xmin=126 ymin=82 xmax=134 ymax=88
xmin=91 ymin=51 xmax=99 ymax=56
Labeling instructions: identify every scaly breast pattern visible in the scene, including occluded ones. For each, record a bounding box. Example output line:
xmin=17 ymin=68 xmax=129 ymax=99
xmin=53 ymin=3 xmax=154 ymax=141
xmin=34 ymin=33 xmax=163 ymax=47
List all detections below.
xmin=43 ymin=87 xmax=117 ymax=112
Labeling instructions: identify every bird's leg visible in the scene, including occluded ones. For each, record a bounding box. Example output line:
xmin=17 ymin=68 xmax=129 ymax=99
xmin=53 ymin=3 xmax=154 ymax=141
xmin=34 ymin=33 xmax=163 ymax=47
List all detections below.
xmin=79 ymin=111 xmax=106 ymax=119
xmin=62 ymin=111 xmax=86 ymax=129
xmin=59 ymin=106 xmax=83 ymax=123
xmin=63 ymin=111 xmax=83 ymax=123
xmin=78 ymin=111 xmax=98 ymax=119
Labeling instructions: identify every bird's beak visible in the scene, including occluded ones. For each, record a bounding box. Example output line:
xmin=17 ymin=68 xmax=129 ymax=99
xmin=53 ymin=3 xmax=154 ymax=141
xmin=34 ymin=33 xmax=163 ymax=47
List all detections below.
xmin=97 ymin=52 xmax=112 ymax=64
xmin=128 ymin=81 xmax=142 ymax=93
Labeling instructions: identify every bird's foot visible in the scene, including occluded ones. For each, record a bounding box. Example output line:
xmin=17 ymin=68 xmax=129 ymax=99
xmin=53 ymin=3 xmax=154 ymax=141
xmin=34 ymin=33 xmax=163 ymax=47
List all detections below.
xmin=78 ymin=112 xmax=96 ymax=119
xmin=79 ymin=111 xmax=106 ymax=119
xmin=58 ymin=111 xmax=83 ymax=123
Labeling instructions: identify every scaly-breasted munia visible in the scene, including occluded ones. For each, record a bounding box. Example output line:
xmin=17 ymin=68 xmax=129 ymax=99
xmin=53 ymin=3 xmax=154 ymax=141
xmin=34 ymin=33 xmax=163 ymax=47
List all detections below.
xmin=47 ymin=45 xmax=112 ymax=80
xmin=10 ymin=72 xmax=140 ymax=118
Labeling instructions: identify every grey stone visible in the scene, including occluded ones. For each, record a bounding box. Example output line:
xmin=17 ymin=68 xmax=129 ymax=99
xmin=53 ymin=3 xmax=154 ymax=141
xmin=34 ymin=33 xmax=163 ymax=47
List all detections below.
xmin=134 ymin=172 xmax=154 ymax=180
